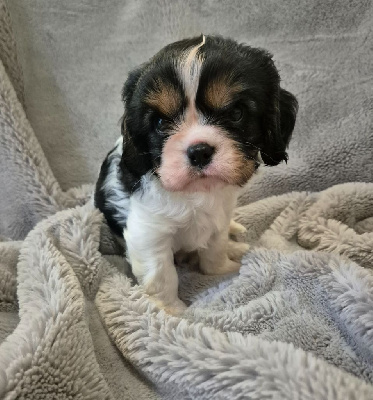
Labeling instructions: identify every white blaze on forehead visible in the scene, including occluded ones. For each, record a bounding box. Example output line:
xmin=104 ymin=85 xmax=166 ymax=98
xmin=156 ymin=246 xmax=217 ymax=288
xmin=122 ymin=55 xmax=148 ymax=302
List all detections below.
xmin=180 ymin=35 xmax=205 ymax=102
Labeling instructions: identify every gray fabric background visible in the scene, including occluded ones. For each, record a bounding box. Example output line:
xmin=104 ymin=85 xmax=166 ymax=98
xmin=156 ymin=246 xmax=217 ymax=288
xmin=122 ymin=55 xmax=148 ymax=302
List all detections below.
xmin=7 ymin=0 xmax=373 ymax=198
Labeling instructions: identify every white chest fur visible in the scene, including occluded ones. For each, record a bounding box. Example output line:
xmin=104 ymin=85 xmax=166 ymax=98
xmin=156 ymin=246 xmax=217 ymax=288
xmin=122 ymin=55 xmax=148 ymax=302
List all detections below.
xmin=124 ymin=174 xmax=238 ymax=256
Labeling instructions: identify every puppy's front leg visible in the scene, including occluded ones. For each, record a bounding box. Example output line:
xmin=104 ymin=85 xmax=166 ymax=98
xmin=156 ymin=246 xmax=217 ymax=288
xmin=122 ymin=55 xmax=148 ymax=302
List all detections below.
xmin=124 ymin=226 xmax=186 ymax=315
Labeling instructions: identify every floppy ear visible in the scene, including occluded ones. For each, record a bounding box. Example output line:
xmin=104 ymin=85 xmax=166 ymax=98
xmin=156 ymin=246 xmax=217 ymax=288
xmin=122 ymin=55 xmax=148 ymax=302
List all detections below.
xmin=120 ymin=66 xmax=144 ymax=159
xmin=119 ymin=65 xmax=153 ymax=191
xmin=121 ymin=64 xmax=146 ymax=104
xmin=119 ymin=115 xmax=152 ymax=192
xmin=260 ymin=88 xmax=298 ymax=166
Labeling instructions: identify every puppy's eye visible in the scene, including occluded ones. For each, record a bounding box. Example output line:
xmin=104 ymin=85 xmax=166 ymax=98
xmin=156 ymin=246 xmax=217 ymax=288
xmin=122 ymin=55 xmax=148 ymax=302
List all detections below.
xmin=231 ymin=105 xmax=244 ymax=122
xmin=155 ymin=117 xmax=166 ymax=133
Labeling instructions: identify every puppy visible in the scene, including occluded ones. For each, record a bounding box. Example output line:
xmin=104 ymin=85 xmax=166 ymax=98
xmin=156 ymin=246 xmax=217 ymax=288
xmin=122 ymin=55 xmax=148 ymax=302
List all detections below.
xmin=95 ymin=35 xmax=298 ymax=314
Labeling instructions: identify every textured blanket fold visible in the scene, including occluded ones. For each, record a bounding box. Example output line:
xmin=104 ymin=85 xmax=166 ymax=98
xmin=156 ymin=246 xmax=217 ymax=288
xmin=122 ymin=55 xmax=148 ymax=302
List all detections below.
xmin=1 ymin=183 xmax=373 ymax=399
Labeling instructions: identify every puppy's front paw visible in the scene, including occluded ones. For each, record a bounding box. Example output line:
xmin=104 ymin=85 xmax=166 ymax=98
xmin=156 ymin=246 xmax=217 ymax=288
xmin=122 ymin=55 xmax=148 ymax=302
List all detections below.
xmin=150 ymin=296 xmax=187 ymax=316
xmin=164 ymin=299 xmax=187 ymax=316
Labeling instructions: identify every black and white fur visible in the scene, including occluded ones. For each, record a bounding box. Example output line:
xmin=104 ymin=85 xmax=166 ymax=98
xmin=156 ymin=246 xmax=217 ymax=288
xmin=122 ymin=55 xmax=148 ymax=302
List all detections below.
xmin=95 ymin=35 xmax=298 ymax=314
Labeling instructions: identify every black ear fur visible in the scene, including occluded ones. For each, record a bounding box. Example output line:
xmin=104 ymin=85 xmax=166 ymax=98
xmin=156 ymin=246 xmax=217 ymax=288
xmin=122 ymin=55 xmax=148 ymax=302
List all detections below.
xmin=119 ymin=117 xmax=152 ymax=192
xmin=119 ymin=67 xmax=143 ymax=166
xmin=121 ymin=64 xmax=146 ymax=104
xmin=260 ymin=88 xmax=298 ymax=166
xmin=119 ymin=65 xmax=153 ymax=192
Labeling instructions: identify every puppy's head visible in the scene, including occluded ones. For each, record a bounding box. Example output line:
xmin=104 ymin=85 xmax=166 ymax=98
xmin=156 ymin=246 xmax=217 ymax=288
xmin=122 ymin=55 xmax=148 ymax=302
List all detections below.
xmin=121 ymin=35 xmax=298 ymax=192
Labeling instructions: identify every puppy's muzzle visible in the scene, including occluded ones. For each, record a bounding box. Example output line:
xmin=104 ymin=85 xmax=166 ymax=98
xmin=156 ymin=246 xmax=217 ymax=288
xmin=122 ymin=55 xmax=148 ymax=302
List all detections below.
xmin=187 ymin=142 xmax=215 ymax=169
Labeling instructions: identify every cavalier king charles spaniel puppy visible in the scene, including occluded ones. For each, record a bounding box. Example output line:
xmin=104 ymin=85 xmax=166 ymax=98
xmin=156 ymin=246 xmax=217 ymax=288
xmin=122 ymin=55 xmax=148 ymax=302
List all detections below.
xmin=95 ymin=35 xmax=298 ymax=314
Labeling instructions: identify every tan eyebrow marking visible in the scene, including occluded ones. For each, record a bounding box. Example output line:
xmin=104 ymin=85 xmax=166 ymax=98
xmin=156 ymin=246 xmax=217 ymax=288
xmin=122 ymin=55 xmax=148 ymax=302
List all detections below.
xmin=205 ymin=78 xmax=243 ymax=109
xmin=145 ymin=79 xmax=182 ymax=117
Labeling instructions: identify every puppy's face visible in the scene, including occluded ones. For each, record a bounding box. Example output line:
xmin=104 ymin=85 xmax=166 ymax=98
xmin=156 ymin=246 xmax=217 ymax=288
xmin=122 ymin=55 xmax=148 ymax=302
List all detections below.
xmin=121 ymin=35 xmax=298 ymax=193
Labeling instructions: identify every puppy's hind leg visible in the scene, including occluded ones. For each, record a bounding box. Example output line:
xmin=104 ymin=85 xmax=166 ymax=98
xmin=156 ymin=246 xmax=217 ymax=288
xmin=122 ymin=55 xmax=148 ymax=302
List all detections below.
xmin=227 ymin=240 xmax=250 ymax=262
xmin=199 ymin=230 xmax=241 ymax=275
xmin=228 ymin=220 xmax=250 ymax=262
xmin=229 ymin=220 xmax=247 ymax=235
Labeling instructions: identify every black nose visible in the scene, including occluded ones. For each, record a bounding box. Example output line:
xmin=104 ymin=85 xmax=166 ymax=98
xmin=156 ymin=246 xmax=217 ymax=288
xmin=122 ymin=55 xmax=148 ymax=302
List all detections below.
xmin=187 ymin=143 xmax=215 ymax=169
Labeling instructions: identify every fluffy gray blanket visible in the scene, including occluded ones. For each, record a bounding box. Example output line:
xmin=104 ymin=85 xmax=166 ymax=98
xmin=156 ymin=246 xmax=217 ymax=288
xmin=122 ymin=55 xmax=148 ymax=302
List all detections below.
xmin=1 ymin=183 xmax=373 ymax=399
xmin=1 ymin=1 xmax=373 ymax=399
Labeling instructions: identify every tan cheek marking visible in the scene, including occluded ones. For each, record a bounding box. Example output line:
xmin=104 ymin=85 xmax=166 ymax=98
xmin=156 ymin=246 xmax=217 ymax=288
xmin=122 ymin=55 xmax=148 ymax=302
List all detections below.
xmin=205 ymin=79 xmax=243 ymax=109
xmin=221 ymin=144 xmax=256 ymax=186
xmin=231 ymin=156 xmax=256 ymax=186
xmin=145 ymin=81 xmax=182 ymax=117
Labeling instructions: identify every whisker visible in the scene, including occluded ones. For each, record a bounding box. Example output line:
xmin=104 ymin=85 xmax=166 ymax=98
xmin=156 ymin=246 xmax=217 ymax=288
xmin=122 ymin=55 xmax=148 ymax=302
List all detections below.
xmin=131 ymin=166 xmax=158 ymax=191
xmin=149 ymin=166 xmax=158 ymax=176
xmin=131 ymin=177 xmax=143 ymax=191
